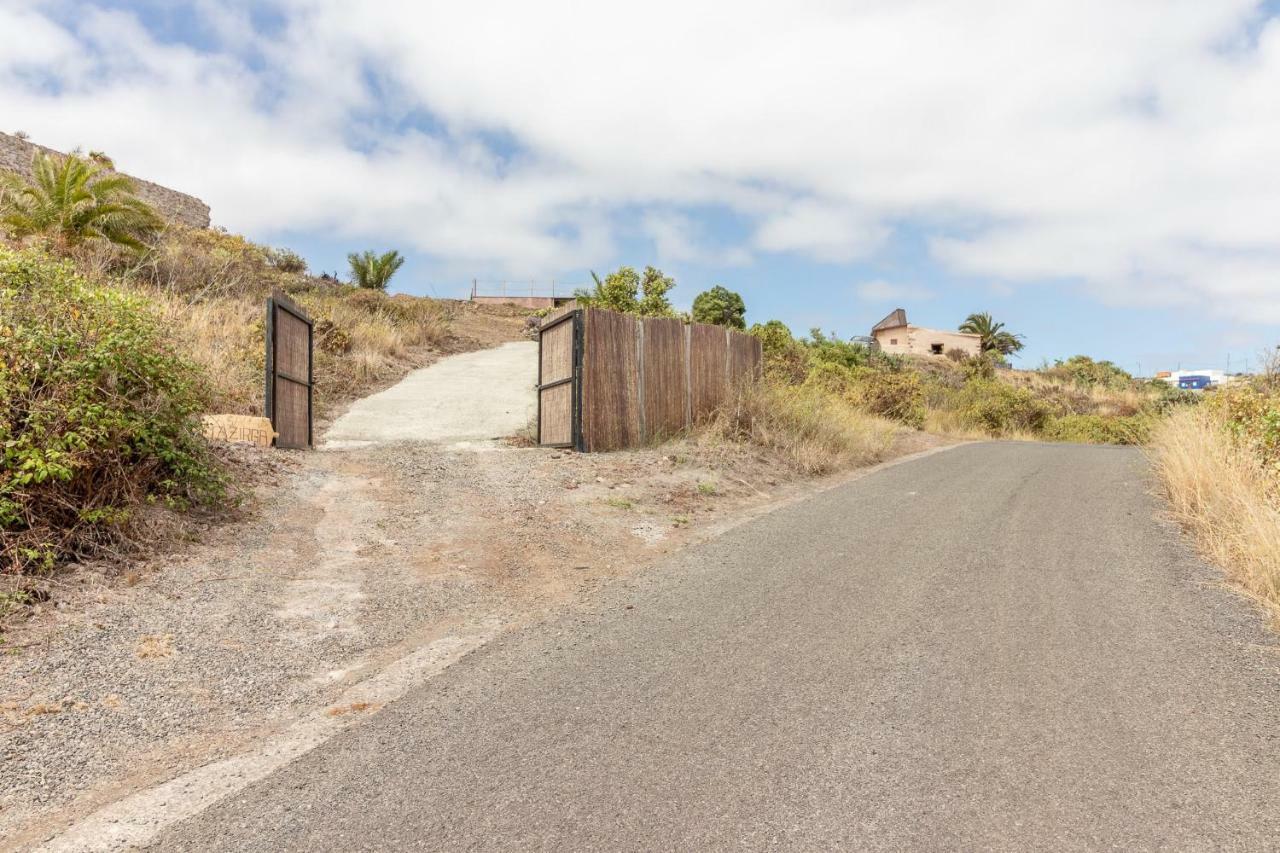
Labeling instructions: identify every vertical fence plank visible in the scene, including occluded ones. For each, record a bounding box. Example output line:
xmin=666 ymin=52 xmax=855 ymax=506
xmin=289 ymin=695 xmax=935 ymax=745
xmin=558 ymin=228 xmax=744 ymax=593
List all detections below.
xmin=640 ymin=316 xmax=689 ymax=441
xmin=582 ymin=309 xmax=642 ymax=451
xmin=689 ymin=323 xmax=731 ymax=420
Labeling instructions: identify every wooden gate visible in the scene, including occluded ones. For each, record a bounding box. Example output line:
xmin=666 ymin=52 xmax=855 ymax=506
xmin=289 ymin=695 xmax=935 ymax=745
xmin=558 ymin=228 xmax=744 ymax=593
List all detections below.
xmin=264 ymin=291 xmax=314 ymax=449
xmin=537 ymin=309 xmax=582 ymax=449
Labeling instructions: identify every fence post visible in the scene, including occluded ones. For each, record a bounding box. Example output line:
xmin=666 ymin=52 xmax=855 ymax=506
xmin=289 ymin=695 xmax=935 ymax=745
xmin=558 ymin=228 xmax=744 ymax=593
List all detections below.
xmin=724 ymin=327 xmax=732 ymax=393
xmin=684 ymin=323 xmax=693 ymax=428
xmin=636 ymin=318 xmax=646 ymax=442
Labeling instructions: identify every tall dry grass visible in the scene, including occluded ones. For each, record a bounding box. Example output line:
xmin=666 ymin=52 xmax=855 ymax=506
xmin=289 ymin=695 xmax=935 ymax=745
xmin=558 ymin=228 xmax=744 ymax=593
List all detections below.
xmin=77 ymin=227 xmax=453 ymax=417
xmin=1149 ymin=407 xmax=1280 ymax=624
xmin=706 ymin=381 xmax=898 ymax=475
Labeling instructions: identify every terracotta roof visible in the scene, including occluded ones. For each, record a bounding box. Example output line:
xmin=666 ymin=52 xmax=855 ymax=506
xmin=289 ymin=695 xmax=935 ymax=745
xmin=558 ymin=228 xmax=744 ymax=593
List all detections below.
xmin=871 ymin=308 xmax=908 ymax=332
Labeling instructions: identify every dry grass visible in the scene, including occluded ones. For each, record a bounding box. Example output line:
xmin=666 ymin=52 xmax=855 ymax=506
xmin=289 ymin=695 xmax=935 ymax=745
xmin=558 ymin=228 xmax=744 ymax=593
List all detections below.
xmin=1008 ymin=371 xmax=1150 ymax=417
xmin=106 ymin=229 xmax=453 ymax=417
xmin=1149 ymin=407 xmax=1280 ymax=625
xmin=706 ymin=381 xmax=898 ymax=475
xmin=134 ymin=633 xmax=175 ymax=659
xmin=50 ymin=226 xmax=457 ymax=419
xmin=922 ymin=407 xmax=1043 ymax=442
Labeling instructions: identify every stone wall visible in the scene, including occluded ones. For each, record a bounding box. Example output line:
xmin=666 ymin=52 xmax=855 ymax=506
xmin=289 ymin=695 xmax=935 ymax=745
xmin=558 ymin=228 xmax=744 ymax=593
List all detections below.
xmin=0 ymin=132 xmax=210 ymax=228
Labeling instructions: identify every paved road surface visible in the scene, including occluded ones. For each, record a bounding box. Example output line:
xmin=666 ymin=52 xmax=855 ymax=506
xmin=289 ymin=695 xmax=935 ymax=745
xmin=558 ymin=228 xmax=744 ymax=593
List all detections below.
xmin=323 ymin=341 xmax=536 ymax=447
xmin=152 ymin=443 xmax=1280 ymax=851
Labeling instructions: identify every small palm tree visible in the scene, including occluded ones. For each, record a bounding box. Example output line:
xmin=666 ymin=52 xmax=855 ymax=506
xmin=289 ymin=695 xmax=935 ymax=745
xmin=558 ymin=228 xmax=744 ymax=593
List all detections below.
xmin=347 ymin=249 xmax=405 ymax=291
xmin=0 ymin=151 xmax=161 ymax=252
xmin=959 ymin=311 xmax=1025 ymax=357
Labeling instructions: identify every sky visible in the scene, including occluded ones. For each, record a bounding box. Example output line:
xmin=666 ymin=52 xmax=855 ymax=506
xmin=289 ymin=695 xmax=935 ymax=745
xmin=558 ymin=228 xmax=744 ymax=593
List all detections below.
xmin=3 ymin=0 xmax=1280 ymax=374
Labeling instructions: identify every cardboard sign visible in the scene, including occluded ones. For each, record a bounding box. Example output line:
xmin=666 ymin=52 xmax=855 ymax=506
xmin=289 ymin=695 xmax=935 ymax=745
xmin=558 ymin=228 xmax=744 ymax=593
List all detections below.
xmin=202 ymin=414 xmax=277 ymax=448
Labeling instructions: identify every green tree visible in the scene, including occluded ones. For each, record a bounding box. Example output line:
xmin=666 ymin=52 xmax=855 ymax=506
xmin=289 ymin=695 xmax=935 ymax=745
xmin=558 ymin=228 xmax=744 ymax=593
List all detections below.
xmin=637 ymin=266 xmax=676 ymax=317
xmin=691 ymin=285 xmax=746 ymax=329
xmin=577 ymin=267 xmax=639 ymax=312
xmin=959 ymin=312 xmax=1025 ymax=357
xmin=749 ymin=319 xmax=808 ymax=383
xmin=576 ymin=265 xmax=676 ymax=316
xmin=347 ymin=249 xmax=405 ymax=291
xmin=0 ymin=151 xmax=161 ymax=252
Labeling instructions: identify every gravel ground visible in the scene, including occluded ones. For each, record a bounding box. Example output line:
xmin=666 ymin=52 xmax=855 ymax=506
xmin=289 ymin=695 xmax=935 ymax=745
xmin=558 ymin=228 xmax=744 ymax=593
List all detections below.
xmin=0 ymin=428 xmax=943 ymax=845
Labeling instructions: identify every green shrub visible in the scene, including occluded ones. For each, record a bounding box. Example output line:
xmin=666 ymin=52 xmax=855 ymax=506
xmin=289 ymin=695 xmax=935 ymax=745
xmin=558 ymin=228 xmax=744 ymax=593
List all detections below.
xmin=1043 ymin=355 xmax=1133 ymax=390
xmin=0 ymin=248 xmax=224 ymax=574
xmin=1207 ymin=384 xmax=1280 ymax=472
xmin=844 ymin=366 xmax=926 ymax=428
xmin=1043 ymin=413 xmax=1154 ymax=445
xmin=954 ymin=379 xmax=1051 ymax=436
xmin=749 ymin=320 xmax=809 ymax=384
xmin=266 ymin=247 xmax=308 ymax=274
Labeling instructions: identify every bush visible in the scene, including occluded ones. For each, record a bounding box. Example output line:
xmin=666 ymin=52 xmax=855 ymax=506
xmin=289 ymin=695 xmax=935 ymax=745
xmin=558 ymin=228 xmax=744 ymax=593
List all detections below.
xmin=1206 ymin=384 xmax=1280 ymax=473
xmin=1043 ymin=413 xmax=1154 ymax=445
xmin=953 ymin=379 xmax=1051 ymax=436
xmin=1043 ymin=355 xmax=1133 ymax=390
xmin=266 ymin=247 xmax=308 ymax=274
xmin=749 ymin=320 xmax=809 ymax=384
xmin=0 ymin=248 xmax=224 ymax=573
xmin=132 ymin=226 xmax=304 ymax=300
xmin=708 ymin=381 xmax=897 ymax=475
xmin=845 ymin=367 xmax=926 ymax=428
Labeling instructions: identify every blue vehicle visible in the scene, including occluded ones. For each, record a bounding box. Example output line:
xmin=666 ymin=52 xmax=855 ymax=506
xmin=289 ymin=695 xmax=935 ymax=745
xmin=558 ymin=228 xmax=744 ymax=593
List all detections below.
xmin=1178 ymin=375 xmax=1212 ymax=390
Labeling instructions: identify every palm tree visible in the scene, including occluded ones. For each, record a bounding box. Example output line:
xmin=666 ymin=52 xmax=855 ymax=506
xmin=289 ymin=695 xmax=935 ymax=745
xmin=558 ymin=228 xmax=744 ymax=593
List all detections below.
xmin=959 ymin=312 xmax=1025 ymax=357
xmin=347 ymin=249 xmax=405 ymax=291
xmin=0 ymin=151 xmax=161 ymax=252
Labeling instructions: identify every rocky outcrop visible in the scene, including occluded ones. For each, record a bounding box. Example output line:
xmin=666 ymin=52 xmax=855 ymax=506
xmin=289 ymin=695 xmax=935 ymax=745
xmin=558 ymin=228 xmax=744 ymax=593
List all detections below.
xmin=0 ymin=131 xmax=210 ymax=228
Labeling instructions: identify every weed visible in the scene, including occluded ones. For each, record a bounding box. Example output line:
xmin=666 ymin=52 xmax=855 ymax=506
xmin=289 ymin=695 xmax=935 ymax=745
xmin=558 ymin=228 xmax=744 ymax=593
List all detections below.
xmin=707 ymin=381 xmax=897 ymax=476
xmin=135 ymin=634 xmax=175 ymax=659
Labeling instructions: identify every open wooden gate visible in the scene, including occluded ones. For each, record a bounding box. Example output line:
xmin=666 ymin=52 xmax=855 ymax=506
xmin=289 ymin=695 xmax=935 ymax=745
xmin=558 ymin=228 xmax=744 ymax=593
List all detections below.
xmin=264 ymin=291 xmax=314 ymax=449
xmin=537 ymin=309 xmax=582 ymax=449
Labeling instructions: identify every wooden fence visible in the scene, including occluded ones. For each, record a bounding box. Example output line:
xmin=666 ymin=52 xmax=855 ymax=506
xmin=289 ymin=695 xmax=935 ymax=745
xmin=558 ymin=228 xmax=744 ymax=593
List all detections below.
xmin=538 ymin=307 xmax=762 ymax=452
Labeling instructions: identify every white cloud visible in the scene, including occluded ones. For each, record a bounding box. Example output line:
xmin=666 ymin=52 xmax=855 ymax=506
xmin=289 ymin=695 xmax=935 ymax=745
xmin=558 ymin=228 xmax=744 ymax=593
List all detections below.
xmin=641 ymin=211 xmax=752 ymax=267
xmin=856 ymin=280 xmax=934 ymax=303
xmin=2 ymin=0 xmax=1279 ymax=319
xmin=753 ymin=199 xmax=888 ymax=263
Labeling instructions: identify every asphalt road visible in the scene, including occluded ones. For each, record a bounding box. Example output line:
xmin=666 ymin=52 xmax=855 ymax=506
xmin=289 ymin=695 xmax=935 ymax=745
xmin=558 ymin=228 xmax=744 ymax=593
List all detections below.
xmin=151 ymin=442 xmax=1280 ymax=851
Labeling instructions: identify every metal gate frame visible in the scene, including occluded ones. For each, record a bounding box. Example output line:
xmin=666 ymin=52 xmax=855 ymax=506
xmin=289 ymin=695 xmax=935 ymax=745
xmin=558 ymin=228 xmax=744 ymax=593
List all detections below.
xmin=536 ymin=309 xmax=583 ymax=451
xmin=264 ymin=290 xmax=314 ymax=449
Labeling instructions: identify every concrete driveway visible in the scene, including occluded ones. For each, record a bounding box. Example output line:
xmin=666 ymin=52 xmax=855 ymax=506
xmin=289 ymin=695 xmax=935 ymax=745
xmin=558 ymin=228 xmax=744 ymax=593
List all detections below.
xmin=323 ymin=341 xmax=537 ymax=447
xmin=148 ymin=442 xmax=1280 ymax=851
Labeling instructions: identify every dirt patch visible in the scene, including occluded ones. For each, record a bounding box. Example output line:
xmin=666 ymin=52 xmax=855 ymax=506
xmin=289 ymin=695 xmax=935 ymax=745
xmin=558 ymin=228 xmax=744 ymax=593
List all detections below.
xmin=0 ymin=423 xmax=956 ymax=845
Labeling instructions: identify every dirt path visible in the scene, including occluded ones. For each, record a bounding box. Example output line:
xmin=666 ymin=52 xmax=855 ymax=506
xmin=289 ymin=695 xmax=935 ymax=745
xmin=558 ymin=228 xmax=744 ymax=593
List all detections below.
xmin=324 ymin=341 xmax=537 ymax=448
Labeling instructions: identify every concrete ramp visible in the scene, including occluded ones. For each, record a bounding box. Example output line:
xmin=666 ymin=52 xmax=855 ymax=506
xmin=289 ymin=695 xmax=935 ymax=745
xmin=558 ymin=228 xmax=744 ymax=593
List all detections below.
xmin=323 ymin=341 xmax=537 ymax=448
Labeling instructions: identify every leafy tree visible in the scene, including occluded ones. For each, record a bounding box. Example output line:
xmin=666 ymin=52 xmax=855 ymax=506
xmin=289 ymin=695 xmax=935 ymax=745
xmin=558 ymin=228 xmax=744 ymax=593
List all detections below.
xmin=576 ymin=265 xmax=676 ymax=316
xmin=577 ymin=267 xmax=638 ymax=312
xmin=347 ymin=249 xmax=405 ymax=291
xmin=0 ymin=151 xmax=161 ymax=252
xmin=959 ymin=312 xmax=1025 ymax=357
xmin=749 ymin=320 xmax=808 ymax=383
xmin=691 ymin=285 xmax=747 ymax=329
xmin=637 ymin=266 xmax=676 ymax=317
